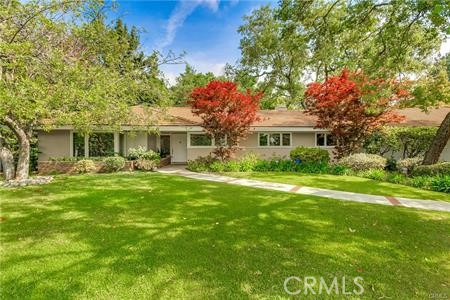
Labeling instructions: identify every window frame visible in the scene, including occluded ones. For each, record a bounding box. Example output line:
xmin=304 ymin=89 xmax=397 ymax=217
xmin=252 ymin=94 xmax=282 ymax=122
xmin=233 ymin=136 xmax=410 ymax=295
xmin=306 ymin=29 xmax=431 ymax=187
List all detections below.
xmin=71 ymin=131 xmax=119 ymax=157
xmin=88 ymin=132 xmax=115 ymax=157
xmin=315 ymin=133 xmax=336 ymax=148
xmin=258 ymin=132 xmax=292 ymax=148
xmin=72 ymin=131 xmax=86 ymax=158
xmin=188 ymin=132 xmax=216 ymax=148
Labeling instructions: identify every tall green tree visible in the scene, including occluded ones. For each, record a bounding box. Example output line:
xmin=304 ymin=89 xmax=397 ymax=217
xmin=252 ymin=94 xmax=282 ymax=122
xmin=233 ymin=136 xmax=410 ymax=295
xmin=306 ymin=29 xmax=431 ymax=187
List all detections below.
xmin=238 ymin=5 xmax=307 ymax=108
xmin=0 ymin=0 xmax=160 ymax=180
xmin=238 ymin=0 xmax=449 ymax=108
xmin=170 ymin=65 xmax=216 ymax=105
xmin=407 ymin=59 xmax=450 ymax=164
xmin=108 ymin=18 xmax=180 ymax=105
xmin=223 ymin=63 xmax=280 ymax=109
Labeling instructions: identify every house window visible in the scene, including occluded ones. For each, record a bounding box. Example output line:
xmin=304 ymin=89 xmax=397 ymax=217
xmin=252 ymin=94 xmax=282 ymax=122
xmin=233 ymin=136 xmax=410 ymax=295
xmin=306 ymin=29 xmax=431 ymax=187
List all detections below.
xmin=259 ymin=133 xmax=291 ymax=147
xmin=316 ymin=133 xmax=336 ymax=147
xmin=73 ymin=132 xmax=85 ymax=157
xmin=88 ymin=133 xmax=114 ymax=157
xmin=282 ymin=133 xmax=291 ymax=146
xmin=190 ymin=134 xmax=213 ymax=147
xmin=119 ymin=133 xmax=125 ymax=156
xmin=214 ymin=136 xmax=227 ymax=146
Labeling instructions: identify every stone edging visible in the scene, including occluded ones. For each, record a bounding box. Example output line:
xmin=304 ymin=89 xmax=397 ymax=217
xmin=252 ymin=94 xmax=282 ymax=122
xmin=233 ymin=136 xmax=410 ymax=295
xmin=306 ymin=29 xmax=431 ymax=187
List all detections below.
xmin=2 ymin=176 xmax=54 ymax=188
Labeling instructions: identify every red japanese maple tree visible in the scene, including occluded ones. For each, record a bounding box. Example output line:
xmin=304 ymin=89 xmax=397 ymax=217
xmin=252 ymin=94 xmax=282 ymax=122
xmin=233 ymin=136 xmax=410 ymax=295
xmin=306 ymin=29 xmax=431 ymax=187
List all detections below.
xmin=189 ymin=80 xmax=262 ymax=160
xmin=305 ymin=69 xmax=409 ymax=158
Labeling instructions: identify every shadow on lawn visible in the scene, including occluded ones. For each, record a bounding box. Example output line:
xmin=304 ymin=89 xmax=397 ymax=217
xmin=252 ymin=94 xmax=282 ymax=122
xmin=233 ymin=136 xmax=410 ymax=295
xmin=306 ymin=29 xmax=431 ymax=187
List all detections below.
xmin=239 ymin=172 xmax=449 ymax=200
xmin=0 ymin=173 xmax=449 ymax=299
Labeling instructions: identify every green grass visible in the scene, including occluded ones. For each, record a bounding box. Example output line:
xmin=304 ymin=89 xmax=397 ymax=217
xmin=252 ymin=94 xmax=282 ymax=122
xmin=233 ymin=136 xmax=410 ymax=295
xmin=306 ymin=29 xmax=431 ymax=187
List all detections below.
xmin=224 ymin=172 xmax=450 ymax=202
xmin=1 ymin=173 xmax=449 ymax=299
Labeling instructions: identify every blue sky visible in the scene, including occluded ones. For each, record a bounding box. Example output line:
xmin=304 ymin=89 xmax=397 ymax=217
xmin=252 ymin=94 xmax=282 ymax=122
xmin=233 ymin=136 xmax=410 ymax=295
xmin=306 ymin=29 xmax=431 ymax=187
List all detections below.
xmin=108 ymin=0 xmax=274 ymax=84
xmin=107 ymin=1 xmax=449 ymax=85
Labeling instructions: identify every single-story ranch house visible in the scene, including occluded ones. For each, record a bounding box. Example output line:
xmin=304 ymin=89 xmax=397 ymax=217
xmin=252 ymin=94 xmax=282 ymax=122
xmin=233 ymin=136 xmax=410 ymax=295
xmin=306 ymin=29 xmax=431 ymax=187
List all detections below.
xmin=37 ymin=106 xmax=450 ymax=164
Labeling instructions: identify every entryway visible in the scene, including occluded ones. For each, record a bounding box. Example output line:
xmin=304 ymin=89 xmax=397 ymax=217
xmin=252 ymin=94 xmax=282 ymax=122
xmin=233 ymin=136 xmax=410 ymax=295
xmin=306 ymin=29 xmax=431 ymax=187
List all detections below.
xmin=170 ymin=133 xmax=187 ymax=163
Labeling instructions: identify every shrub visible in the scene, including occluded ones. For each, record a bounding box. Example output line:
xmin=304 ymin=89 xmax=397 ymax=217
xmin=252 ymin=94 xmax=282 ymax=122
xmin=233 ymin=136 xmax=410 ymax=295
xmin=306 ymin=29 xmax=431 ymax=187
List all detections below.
xmin=127 ymin=146 xmax=147 ymax=160
xmin=363 ymin=126 xmax=436 ymax=158
xmin=50 ymin=156 xmax=106 ymax=162
xmin=290 ymin=147 xmax=330 ymax=164
xmin=140 ymin=150 xmax=160 ymax=162
xmin=127 ymin=147 xmax=160 ymax=161
xmin=412 ymin=162 xmax=450 ymax=177
xmin=385 ymin=157 xmax=397 ymax=172
xmin=253 ymin=158 xmax=293 ymax=172
xmin=103 ymin=156 xmax=126 ymax=172
xmin=363 ymin=127 xmax=400 ymax=156
xmin=187 ymin=155 xmax=217 ymax=172
xmin=49 ymin=157 xmax=79 ymax=162
xmin=224 ymin=160 xmax=241 ymax=172
xmin=397 ymin=157 xmax=423 ymax=174
xmin=408 ymin=176 xmax=432 ymax=190
xmin=209 ymin=161 xmax=226 ymax=172
xmin=430 ymin=176 xmax=450 ymax=193
xmin=74 ymin=159 xmax=96 ymax=173
xmin=385 ymin=172 xmax=407 ymax=185
xmin=338 ymin=153 xmax=386 ymax=171
xmin=297 ymin=162 xmax=329 ymax=174
xmin=239 ymin=153 xmax=259 ymax=172
xmin=357 ymin=169 xmax=386 ymax=181
xmin=329 ymin=164 xmax=349 ymax=175
xmin=134 ymin=158 xmax=157 ymax=171
xmin=127 ymin=147 xmax=160 ymax=171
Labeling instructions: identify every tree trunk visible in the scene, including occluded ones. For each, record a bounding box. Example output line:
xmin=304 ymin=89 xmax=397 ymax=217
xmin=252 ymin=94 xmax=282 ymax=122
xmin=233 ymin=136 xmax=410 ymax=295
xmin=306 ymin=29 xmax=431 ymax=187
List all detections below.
xmin=3 ymin=116 xmax=32 ymax=180
xmin=422 ymin=111 xmax=450 ymax=165
xmin=0 ymin=142 xmax=15 ymax=180
xmin=15 ymin=137 xmax=30 ymax=180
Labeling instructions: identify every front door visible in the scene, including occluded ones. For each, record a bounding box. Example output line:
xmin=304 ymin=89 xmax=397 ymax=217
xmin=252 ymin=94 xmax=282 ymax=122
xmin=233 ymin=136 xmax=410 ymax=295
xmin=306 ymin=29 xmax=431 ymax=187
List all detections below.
xmin=171 ymin=134 xmax=187 ymax=163
xmin=160 ymin=135 xmax=170 ymax=157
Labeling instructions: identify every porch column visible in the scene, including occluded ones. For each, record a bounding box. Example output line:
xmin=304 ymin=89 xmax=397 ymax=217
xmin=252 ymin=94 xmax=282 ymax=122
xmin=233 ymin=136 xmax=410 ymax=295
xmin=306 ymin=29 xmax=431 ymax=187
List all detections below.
xmin=69 ymin=131 xmax=73 ymax=157
xmin=114 ymin=132 xmax=120 ymax=154
xmin=156 ymin=135 xmax=161 ymax=151
xmin=84 ymin=135 xmax=89 ymax=157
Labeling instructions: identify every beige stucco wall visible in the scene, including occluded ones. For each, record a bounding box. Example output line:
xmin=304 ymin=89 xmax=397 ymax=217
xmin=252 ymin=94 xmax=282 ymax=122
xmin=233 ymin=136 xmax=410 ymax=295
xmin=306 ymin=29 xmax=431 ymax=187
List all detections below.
xmin=382 ymin=140 xmax=450 ymax=162
xmin=148 ymin=134 xmax=157 ymax=151
xmin=124 ymin=132 xmax=148 ymax=156
xmin=37 ymin=129 xmax=448 ymax=163
xmin=38 ymin=130 xmax=71 ymax=161
xmin=187 ymin=132 xmax=324 ymax=161
xmin=440 ymin=140 xmax=450 ymax=161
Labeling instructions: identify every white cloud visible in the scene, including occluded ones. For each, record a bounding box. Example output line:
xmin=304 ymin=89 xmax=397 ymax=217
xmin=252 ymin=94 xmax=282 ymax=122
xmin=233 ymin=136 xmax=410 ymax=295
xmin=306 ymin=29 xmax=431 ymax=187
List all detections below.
xmin=159 ymin=0 xmax=220 ymax=49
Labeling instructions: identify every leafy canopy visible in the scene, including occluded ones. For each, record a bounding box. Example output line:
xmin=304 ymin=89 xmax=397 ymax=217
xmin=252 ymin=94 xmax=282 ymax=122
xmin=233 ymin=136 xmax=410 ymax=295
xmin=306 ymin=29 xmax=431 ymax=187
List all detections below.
xmin=0 ymin=1 xmax=175 ymax=135
xmin=237 ymin=0 xmax=449 ymax=107
xmin=305 ymin=70 xmax=409 ymax=158
xmin=170 ymin=65 xmax=217 ymax=105
xmin=189 ymin=81 xmax=262 ymax=160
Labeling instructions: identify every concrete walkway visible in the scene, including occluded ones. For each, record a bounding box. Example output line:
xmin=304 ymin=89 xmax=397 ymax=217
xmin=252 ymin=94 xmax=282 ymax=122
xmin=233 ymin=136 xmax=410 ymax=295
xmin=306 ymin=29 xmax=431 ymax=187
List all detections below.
xmin=158 ymin=166 xmax=450 ymax=212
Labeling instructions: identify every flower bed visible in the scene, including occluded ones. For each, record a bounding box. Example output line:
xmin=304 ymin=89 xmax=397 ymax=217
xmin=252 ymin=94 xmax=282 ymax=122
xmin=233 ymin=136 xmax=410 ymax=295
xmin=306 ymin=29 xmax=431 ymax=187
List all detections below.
xmin=37 ymin=156 xmax=171 ymax=175
xmin=187 ymin=152 xmax=450 ymax=194
xmin=37 ymin=161 xmax=134 ymax=175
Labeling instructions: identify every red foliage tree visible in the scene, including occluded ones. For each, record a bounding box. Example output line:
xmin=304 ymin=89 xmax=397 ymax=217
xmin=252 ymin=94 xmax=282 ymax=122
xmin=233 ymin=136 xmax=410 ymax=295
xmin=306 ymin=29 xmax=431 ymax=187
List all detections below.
xmin=305 ymin=69 xmax=409 ymax=158
xmin=189 ymin=80 xmax=262 ymax=160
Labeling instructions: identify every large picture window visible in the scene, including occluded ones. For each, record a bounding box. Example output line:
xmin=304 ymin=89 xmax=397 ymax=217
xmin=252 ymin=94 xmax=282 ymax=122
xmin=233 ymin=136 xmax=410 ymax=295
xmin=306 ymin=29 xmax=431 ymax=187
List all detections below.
xmin=316 ymin=133 xmax=336 ymax=147
xmin=258 ymin=133 xmax=291 ymax=147
xmin=189 ymin=134 xmax=213 ymax=147
xmin=73 ymin=132 xmax=85 ymax=157
xmin=88 ymin=133 xmax=114 ymax=157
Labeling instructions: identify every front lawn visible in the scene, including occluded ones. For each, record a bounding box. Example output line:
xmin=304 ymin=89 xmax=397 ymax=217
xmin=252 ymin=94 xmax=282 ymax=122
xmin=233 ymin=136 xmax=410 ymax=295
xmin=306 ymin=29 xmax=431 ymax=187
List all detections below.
xmin=224 ymin=172 xmax=450 ymax=202
xmin=1 ymin=173 xmax=449 ymax=299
